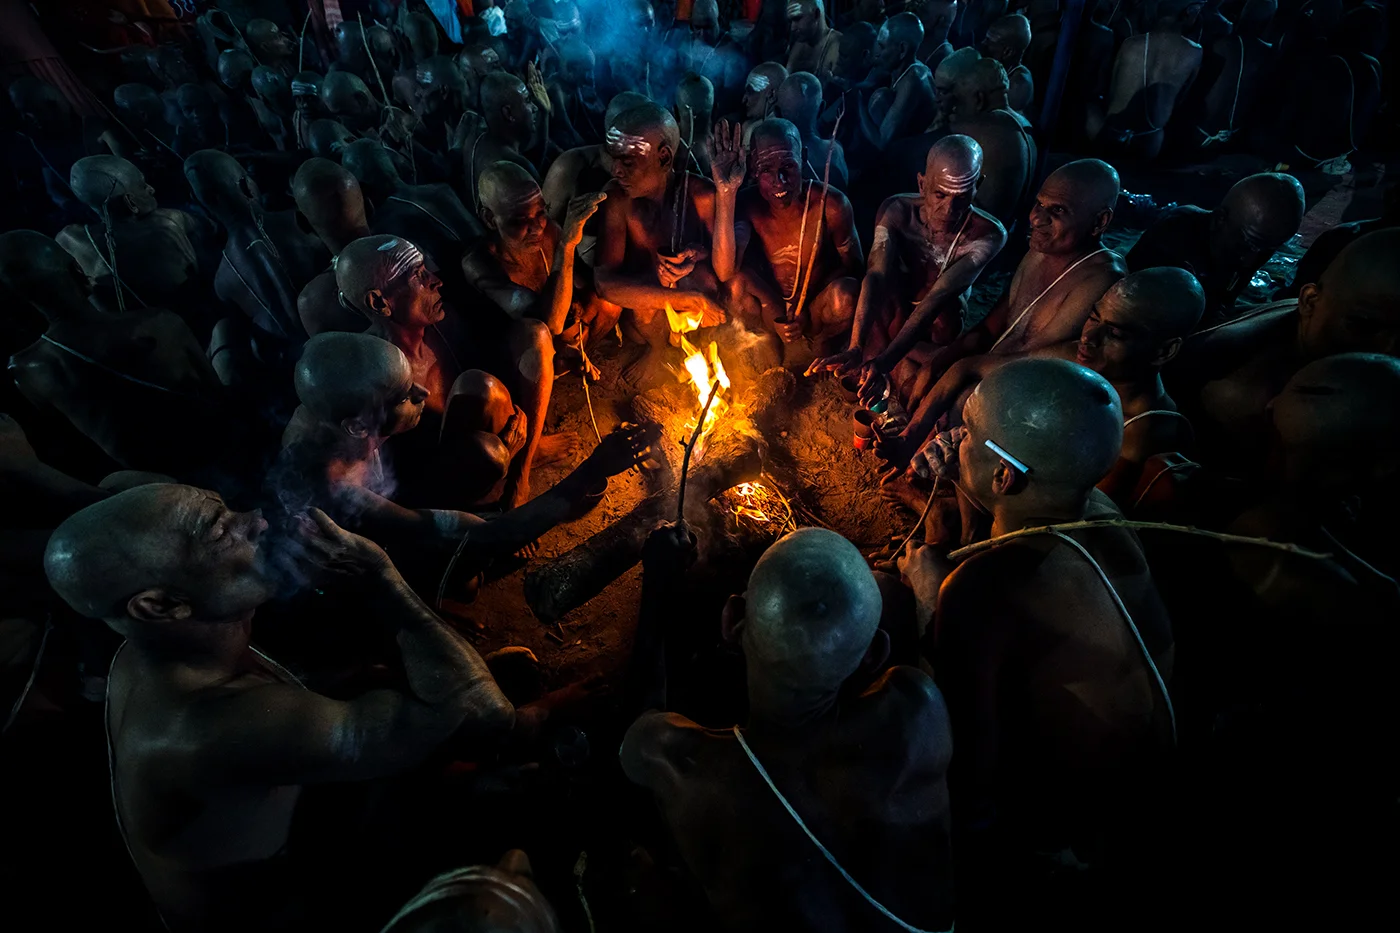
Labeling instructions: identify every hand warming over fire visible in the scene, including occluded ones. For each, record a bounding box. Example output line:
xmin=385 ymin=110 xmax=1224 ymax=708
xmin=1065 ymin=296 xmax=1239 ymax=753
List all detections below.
xmin=643 ymin=521 xmax=698 ymax=577
xmin=582 ymin=423 xmax=660 ymax=478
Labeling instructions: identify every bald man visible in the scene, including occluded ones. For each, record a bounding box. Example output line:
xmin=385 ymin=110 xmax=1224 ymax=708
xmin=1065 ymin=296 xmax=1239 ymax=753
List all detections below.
xmin=1169 ymin=229 xmax=1400 ymax=475
xmin=828 ymin=21 xmax=878 ymax=95
xmin=380 ymin=851 xmax=560 ymax=932
xmin=777 ymin=72 xmax=849 ymax=191
xmin=907 ymin=358 xmax=1174 ymax=926
xmin=912 ymin=0 xmax=959 ymax=72
xmin=672 ymin=0 xmax=750 ymax=114
xmin=544 ymin=36 xmax=603 ymax=150
xmin=942 ymin=57 xmax=1037 ymax=230
xmin=185 ymin=151 xmax=328 ymax=349
xmin=1128 ymin=172 xmax=1305 ymax=325
xmin=595 ymin=103 xmax=729 ymax=387
xmin=711 ymin=118 xmax=863 ymax=367
xmin=337 ymin=235 xmax=567 ymax=509
xmin=463 ymin=162 xmax=609 ymax=348
xmin=809 ymin=135 xmax=1006 ymax=393
xmin=275 ymin=333 xmax=648 ymax=549
xmin=981 ymin=13 xmax=1034 ymax=115
xmin=623 ymin=526 xmax=955 ymax=932
xmin=292 ymin=159 xmax=377 ymax=338
xmin=1092 ymin=0 xmax=1203 ymax=160
xmin=245 ymin=19 xmax=296 ymax=76
xmin=541 ymin=91 xmax=651 ymax=234
xmin=930 ymin=46 xmax=979 ymax=130
xmin=787 ymin=0 xmax=843 ymax=78
xmin=45 ymin=484 xmax=513 ymax=932
xmin=896 ymin=267 xmax=1206 ymax=508
xmin=56 ymin=155 xmax=211 ymax=324
xmin=735 ymin=62 xmax=790 ymax=129
xmin=4 ymin=231 xmax=230 ymax=481
xmin=465 ymin=72 xmax=545 ymax=217
xmin=320 ymin=71 xmax=381 ymax=135
xmin=858 ymin=13 xmax=938 ymax=150
xmin=676 ymin=72 xmax=717 ymax=179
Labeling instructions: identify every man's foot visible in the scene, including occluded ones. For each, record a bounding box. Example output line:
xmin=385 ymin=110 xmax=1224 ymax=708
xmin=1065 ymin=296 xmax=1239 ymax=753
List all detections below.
xmin=619 ymin=344 xmax=668 ymax=390
xmin=879 ymin=474 xmax=933 ymax=513
xmin=535 ymin=432 xmax=582 ymax=468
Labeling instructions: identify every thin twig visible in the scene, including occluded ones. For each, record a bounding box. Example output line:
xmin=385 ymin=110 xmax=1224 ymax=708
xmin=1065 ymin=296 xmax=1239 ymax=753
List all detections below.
xmin=946 ymin=520 xmax=1334 ymax=563
xmin=436 ymin=531 xmax=472 ymax=610
xmin=897 ymin=475 xmax=940 ymax=553
xmin=676 ymin=380 xmax=721 ymax=524
xmin=791 ymin=98 xmax=844 ymax=322
xmin=298 ymin=10 xmax=311 ymax=73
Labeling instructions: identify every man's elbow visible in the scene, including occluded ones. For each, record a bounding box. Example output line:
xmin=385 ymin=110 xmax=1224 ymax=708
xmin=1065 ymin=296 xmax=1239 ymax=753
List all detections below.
xmin=459 ymin=682 xmax=516 ymax=736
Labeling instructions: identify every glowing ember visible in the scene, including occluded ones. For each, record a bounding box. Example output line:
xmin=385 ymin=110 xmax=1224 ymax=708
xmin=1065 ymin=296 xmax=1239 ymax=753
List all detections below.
xmin=667 ymin=303 xmax=731 ymax=453
xmin=722 ymin=480 xmax=794 ymax=532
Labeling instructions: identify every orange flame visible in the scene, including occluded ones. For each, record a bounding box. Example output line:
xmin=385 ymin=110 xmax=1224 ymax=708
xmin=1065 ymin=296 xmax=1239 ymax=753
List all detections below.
xmin=667 ymin=302 xmax=730 ymax=452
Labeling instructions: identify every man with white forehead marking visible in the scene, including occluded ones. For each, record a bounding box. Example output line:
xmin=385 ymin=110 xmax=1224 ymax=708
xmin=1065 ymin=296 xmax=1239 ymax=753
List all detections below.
xmin=787 ymin=0 xmax=843 ymax=79
xmin=809 ymin=135 xmax=1005 ymax=398
xmin=734 ymin=62 xmax=790 ymax=132
xmin=540 ymin=92 xmax=650 ymax=247
xmin=335 ymin=235 xmax=569 ymax=509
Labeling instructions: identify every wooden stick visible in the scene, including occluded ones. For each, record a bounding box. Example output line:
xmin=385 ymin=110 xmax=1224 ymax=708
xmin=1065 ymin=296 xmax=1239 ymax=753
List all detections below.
xmin=298 ymin=10 xmax=311 ymax=73
xmin=946 ymin=520 xmax=1334 ymax=563
xmin=790 ymin=98 xmax=845 ymax=322
xmin=896 ymin=475 xmax=940 ymax=553
xmin=676 ymin=380 xmax=722 ymax=524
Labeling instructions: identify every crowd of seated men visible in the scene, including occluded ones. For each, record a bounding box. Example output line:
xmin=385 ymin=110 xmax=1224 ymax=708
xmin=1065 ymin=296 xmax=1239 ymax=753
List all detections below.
xmin=1 ymin=0 xmax=1395 ymax=931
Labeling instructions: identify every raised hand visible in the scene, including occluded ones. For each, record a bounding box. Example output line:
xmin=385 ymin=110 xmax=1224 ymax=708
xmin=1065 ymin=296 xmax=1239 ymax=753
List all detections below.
xmin=295 ymin=508 xmax=395 ymax=581
xmin=525 ymin=61 xmax=552 ymax=115
xmin=710 ymin=119 xmax=747 ymax=193
xmin=563 ymin=191 xmax=607 ymax=245
xmin=585 ymin=422 xmax=660 ymax=477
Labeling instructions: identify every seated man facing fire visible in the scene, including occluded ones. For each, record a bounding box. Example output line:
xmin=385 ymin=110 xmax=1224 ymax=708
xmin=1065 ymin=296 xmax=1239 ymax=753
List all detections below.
xmin=595 ymin=102 xmax=731 ymax=387
xmin=334 ymin=235 xmax=573 ymax=509
xmin=709 ymin=118 xmax=864 ymax=368
xmin=622 ymin=526 xmax=955 ymax=932
xmin=809 ymin=135 xmax=1005 ymax=396
xmin=274 ymin=333 xmax=655 ymax=572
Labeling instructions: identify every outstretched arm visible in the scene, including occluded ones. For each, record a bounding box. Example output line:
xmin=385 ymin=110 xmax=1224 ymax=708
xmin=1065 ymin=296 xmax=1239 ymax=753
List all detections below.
xmin=709 ymin=120 xmax=748 ymax=283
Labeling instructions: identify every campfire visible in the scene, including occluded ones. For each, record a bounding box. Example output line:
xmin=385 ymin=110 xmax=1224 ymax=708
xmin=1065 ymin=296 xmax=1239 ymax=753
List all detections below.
xmin=665 ymin=302 xmax=730 ymax=457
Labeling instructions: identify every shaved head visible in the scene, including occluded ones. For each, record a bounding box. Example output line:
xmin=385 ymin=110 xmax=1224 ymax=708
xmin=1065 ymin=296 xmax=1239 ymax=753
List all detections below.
xmin=340 ymin=138 xmax=401 ymax=191
xmin=251 ymin=66 xmax=290 ymax=105
xmin=984 ymin=13 xmax=1032 ymax=54
xmin=183 ymin=149 xmax=255 ymax=219
xmin=481 ymin=69 xmax=529 ymax=115
xmin=610 ymin=101 xmax=681 ymax=155
xmin=478 ymin=160 xmax=542 ymax=215
xmin=321 ymin=71 xmax=376 ymax=121
xmin=217 ymin=49 xmax=256 ymax=90
xmin=963 ymin=358 xmax=1123 ymax=496
xmin=1273 ymin=353 xmax=1400 ymax=459
xmin=1078 ymin=267 xmax=1205 ymax=381
xmin=1043 ymin=159 xmax=1120 ymax=214
xmin=776 ymin=72 xmax=823 ymax=129
xmin=676 ymin=72 xmax=715 ymax=119
xmin=881 ymin=11 xmax=925 ymax=49
xmin=306 ymin=118 xmax=356 ymax=158
xmin=742 ymin=528 xmax=883 ymax=690
xmin=113 ymin=83 xmax=164 ymax=122
xmin=605 ymin=91 xmax=651 ymax=129
xmin=335 ymin=234 xmax=428 ymax=313
xmin=1113 ymin=266 xmax=1206 ymax=338
xmin=69 ymin=155 xmax=155 ymax=215
xmin=746 ymin=62 xmax=789 ymax=96
xmin=295 ymin=332 xmax=411 ymax=423
xmin=0 ymin=229 xmax=90 ymax=313
xmin=294 ymin=157 xmax=367 ymax=244
xmin=924 ymin=133 xmax=983 ymax=193
xmin=1299 ymin=228 xmax=1400 ymax=358
xmin=935 ymin=46 xmax=981 ymax=86
xmin=1218 ymin=172 xmax=1305 ymax=250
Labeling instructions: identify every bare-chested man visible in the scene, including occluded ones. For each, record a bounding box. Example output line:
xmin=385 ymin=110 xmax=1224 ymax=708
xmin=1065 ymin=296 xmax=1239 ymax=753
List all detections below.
xmin=911 ymin=0 xmax=958 ymax=72
xmin=907 ymin=358 xmax=1174 ymax=926
xmin=777 ymin=72 xmax=849 ymax=191
xmin=381 ymin=851 xmax=561 ymax=932
xmin=337 ymin=235 xmax=563 ymax=508
xmin=671 ymin=0 xmax=750 ymax=115
xmin=809 ymin=135 xmax=1005 ymax=393
xmin=980 ymin=13 xmax=1034 ymax=116
xmin=541 ymin=91 xmax=650 ymax=229
xmin=712 ymin=118 xmax=863 ymax=367
xmin=3 ymin=230 xmax=230 ymax=480
xmin=57 ymin=155 xmax=211 ymax=329
xmin=623 ymin=526 xmax=955 ymax=932
xmin=292 ymin=159 xmax=377 ymax=338
xmin=276 ymin=333 xmax=649 ymax=549
xmin=595 ymin=102 xmax=729 ymax=386
xmin=184 ymin=150 xmax=328 ymax=355
xmin=1168 ymin=228 xmax=1400 ymax=475
xmin=1128 ymin=172 xmax=1304 ymax=326
xmin=899 ymin=267 xmax=1206 ymax=504
xmin=1186 ymin=0 xmax=1278 ymax=153
xmin=944 ymin=57 xmax=1037 ymax=230
xmin=858 ymin=13 xmax=938 ymax=150
xmin=463 ymin=162 xmax=609 ymax=348
xmin=464 ymin=71 xmax=547 ymax=216
xmin=1091 ymin=0 xmax=1204 ymax=159
xmin=786 ymin=0 xmax=843 ymax=79
xmin=44 ymin=484 xmax=514 ymax=932
xmin=320 ymin=70 xmax=382 ymax=136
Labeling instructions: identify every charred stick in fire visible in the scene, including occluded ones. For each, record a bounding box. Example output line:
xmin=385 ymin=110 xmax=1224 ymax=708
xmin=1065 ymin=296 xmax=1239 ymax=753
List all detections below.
xmin=676 ymin=379 xmax=723 ymax=524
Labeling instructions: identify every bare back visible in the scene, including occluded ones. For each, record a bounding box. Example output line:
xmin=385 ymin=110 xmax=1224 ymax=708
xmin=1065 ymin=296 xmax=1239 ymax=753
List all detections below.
xmin=1105 ymin=31 xmax=1202 ymax=131
xmin=622 ymin=667 xmax=954 ymax=932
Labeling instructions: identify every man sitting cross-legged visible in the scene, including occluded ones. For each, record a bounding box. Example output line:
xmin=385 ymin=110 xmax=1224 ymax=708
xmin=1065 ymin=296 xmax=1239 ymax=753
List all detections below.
xmin=335 ymin=235 xmax=571 ymax=509
xmin=900 ymin=357 xmax=1176 ymax=927
xmin=44 ymin=484 xmax=514 ymax=932
xmin=622 ymin=526 xmax=955 ymax=933
xmin=594 ymin=102 xmax=730 ymax=387
xmin=273 ymin=332 xmax=654 ymax=569
xmin=809 ymin=135 xmax=1005 ymax=394
xmin=710 ymin=118 xmax=864 ymax=368
xmin=463 ymin=163 xmax=610 ymax=364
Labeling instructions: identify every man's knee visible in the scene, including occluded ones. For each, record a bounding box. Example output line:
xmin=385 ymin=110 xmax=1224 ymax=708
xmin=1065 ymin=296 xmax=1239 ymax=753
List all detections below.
xmin=447 ymin=369 xmax=513 ymax=433
xmin=508 ymin=318 xmax=554 ymax=385
xmin=818 ymin=276 xmax=860 ymax=327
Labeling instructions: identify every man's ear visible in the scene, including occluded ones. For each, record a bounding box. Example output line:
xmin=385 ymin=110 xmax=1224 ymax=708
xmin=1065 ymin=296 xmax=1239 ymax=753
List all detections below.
xmin=859 ymin=628 xmax=891 ymax=676
xmin=658 ymin=143 xmax=674 ymax=171
xmin=1154 ymin=336 xmax=1184 ymax=367
xmin=720 ymin=593 xmax=746 ymax=645
xmin=238 ymin=175 xmax=257 ymax=201
xmin=1298 ymin=282 xmax=1319 ymax=327
xmin=991 ymin=460 xmax=1025 ymax=495
xmin=479 ymin=204 xmax=499 ymax=231
xmin=364 ymin=288 xmax=392 ymax=317
xmin=916 ymin=170 xmax=927 ymax=191
xmin=128 ymin=588 xmax=192 ymax=623
xmin=122 ymin=193 xmax=140 ymax=215
xmin=1093 ymin=207 xmax=1114 ymax=237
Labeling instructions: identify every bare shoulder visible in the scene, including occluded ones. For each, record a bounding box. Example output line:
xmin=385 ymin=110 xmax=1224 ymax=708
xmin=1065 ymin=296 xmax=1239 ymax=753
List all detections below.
xmin=823 ymin=185 xmax=854 ymax=222
xmin=876 ymin=194 xmax=916 ymax=229
xmin=55 ymin=224 xmax=95 ymax=259
xmin=620 ymin=709 xmax=721 ymax=792
xmin=968 ymin=206 xmax=1007 ymax=241
xmin=940 ymin=540 xmax=1047 ymax=617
